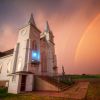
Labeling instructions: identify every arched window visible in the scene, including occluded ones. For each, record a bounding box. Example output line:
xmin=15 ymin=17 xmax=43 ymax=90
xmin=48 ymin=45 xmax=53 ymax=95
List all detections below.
xmin=7 ymin=60 xmax=12 ymax=73
xmin=0 ymin=63 xmax=3 ymax=73
xmin=41 ymin=52 xmax=47 ymax=72
xmin=32 ymin=40 xmax=37 ymax=50
xmin=17 ymin=57 xmax=23 ymax=71
xmin=31 ymin=40 xmax=40 ymax=63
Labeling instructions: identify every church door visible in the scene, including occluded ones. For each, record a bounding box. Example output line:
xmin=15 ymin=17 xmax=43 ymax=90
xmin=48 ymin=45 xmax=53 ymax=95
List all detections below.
xmin=20 ymin=75 xmax=27 ymax=91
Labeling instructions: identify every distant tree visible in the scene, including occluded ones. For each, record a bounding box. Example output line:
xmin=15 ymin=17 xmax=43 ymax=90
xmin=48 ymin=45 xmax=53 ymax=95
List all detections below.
xmin=82 ymin=74 xmax=86 ymax=76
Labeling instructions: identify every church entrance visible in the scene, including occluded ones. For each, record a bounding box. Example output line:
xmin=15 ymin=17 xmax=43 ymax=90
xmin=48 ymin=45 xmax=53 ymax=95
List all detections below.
xmin=20 ymin=75 xmax=27 ymax=92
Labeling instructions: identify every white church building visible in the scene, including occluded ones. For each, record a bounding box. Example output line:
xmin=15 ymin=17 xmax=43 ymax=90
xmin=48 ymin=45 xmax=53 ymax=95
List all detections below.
xmin=0 ymin=14 xmax=58 ymax=94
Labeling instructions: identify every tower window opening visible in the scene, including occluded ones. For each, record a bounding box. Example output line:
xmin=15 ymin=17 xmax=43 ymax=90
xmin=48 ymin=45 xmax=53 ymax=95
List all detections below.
xmin=31 ymin=40 xmax=40 ymax=64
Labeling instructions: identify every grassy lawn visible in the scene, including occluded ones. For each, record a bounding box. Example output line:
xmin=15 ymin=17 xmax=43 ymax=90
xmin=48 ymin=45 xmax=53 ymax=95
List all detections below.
xmin=0 ymin=88 xmax=66 ymax=100
xmin=86 ymin=80 xmax=100 ymax=100
xmin=66 ymin=74 xmax=100 ymax=79
xmin=2 ymin=94 xmax=65 ymax=100
xmin=70 ymin=75 xmax=100 ymax=100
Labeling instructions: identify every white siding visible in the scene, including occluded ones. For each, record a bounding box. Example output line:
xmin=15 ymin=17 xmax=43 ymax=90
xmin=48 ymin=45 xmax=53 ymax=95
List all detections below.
xmin=0 ymin=55 xmax=13 ymax=81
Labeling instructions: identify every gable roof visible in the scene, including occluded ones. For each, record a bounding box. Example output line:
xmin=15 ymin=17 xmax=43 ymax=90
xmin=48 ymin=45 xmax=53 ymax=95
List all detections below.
xmin=0 ymin=49 xmax=14 ymax=57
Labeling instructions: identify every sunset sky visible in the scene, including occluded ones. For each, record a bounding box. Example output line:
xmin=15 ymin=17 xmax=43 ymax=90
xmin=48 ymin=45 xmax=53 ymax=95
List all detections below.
xmin=0 ymin=0 xmax=100 ymax=74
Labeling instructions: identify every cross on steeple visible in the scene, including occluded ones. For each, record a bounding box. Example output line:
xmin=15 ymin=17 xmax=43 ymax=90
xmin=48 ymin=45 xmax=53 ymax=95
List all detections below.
xmin=29 ymin=13 xmax=36 ymax=26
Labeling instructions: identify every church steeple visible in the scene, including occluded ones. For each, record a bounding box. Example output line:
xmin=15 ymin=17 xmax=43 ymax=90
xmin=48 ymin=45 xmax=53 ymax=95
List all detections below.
xmin=28 ymin=13 xmax=36 ymax=26
xmin=45 ymin=21 xmax=51 ymax=32
xmin=42 ymin=21 xmax=54 ymax=43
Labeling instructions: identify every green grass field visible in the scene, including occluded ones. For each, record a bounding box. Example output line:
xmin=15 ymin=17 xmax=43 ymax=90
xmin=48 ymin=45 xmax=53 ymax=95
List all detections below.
xmin=86 ymin=80 xmax=100 ymax=100
xmin=0 ymin=88 xmax=65 ymax=100
xmin=66 ymin=74 xmax=100 ymax=79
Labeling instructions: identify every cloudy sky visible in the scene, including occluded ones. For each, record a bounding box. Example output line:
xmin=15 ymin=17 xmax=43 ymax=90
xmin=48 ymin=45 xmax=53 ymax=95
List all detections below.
xmin=0 ymin=0 xmax=100 ymax=74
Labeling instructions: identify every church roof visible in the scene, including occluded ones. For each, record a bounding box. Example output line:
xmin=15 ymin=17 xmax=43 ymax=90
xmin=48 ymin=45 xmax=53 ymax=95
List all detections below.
xmin=0 ymin=49 xmax=14 ymax=57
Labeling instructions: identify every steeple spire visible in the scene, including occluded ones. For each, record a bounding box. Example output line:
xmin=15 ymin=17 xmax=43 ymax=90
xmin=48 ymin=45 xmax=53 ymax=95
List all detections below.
xmin=45 ymin=21 xmax=50 ymax=32
xmin=29 ymin=13 xmax=36 ymax=26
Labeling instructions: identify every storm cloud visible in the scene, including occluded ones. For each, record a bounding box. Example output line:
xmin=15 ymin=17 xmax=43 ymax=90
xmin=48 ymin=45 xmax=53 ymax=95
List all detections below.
xmin=0 ymin=0 xmax=100 ymax=74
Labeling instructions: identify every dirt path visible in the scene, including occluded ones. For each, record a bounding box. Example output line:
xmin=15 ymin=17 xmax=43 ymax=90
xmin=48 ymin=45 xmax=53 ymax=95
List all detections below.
xmin=26 ymin=82 xmax=89 ymax=99
xmin=63 ymin=82 xmax=89 ymax=99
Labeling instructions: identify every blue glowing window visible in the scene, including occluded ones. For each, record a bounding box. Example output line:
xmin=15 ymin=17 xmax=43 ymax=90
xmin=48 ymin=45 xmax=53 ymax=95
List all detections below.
xmin=32 ymin=50 xmax=40 ymax=62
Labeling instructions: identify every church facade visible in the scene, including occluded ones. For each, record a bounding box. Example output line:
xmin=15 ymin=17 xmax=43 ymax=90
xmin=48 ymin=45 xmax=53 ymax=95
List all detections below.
xmin=0 ymin=14 xmax=58 ymax=93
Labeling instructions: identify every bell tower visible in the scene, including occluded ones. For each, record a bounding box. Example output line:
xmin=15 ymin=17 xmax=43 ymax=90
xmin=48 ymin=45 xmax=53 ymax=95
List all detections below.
xmin=12 ymin=13 xmax=41 ymax=74
xmin=40 ymin=21 xmax=57 ymax=76
xmin=8 ymin=14 xmax=41 ymax=94
xmin=44 ymin=21 xmax=54 ymax=44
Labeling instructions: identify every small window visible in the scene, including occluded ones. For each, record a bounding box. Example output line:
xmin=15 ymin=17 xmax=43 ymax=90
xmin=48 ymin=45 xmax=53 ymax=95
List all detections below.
xmin=32 ymin=40 xmax=37 ymax=50
xmin=17 ymin=57 xmax=22 ymax=71
xmin=0 ymin=63 xmax=3 ymax=73
xmin=7 ymin=60 xmax=12 ymax=73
